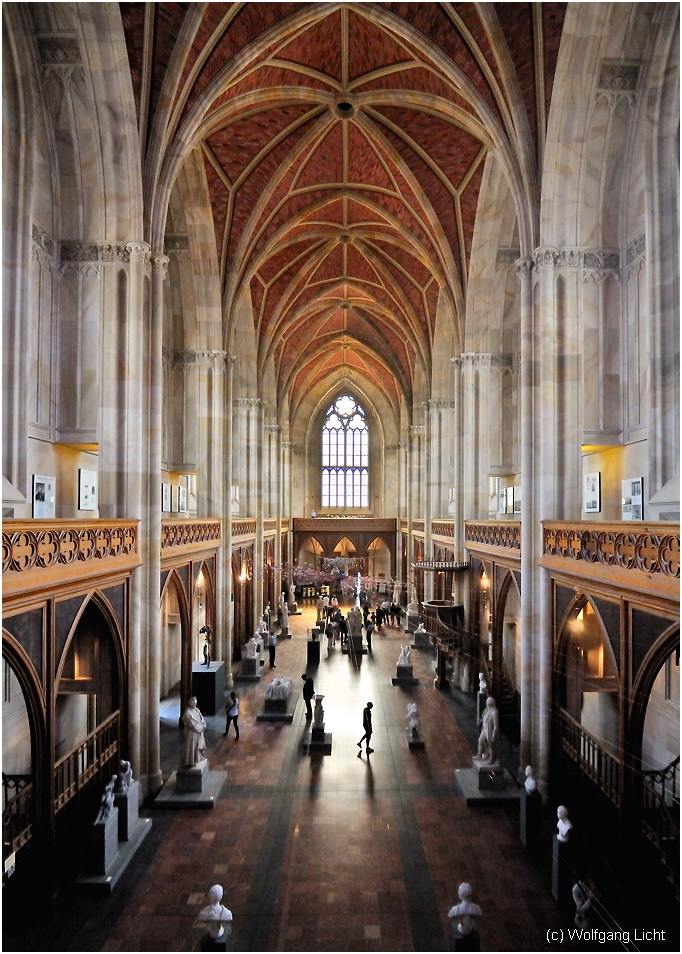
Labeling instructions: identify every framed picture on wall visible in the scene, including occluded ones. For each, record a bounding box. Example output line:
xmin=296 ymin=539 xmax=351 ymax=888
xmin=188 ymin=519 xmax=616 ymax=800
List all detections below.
xmin=32 ymin=474 xmax=56 ymax=518
xmin=161 ymin=483 xmax=172 ymax=513
xmin=78 ymin=469 xmax=98 ymax=511
xmin=177 ymin=485 xmax=187 ymax=513
xmin=622 ymin=477 xmax=643 ymax=521
xmin=583 ymin=472 xmax=601 ymax=513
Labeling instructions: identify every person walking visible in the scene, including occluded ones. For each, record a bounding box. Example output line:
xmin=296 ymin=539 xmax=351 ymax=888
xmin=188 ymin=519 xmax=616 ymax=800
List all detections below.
xmin=302 ymin=673 xmax=315 ymax=720
xmin=224 ymin=691 xmax=240 ymax=739
xmin=357 ymin=701 xmax=374 ymax=754
xmin=376 ymin=605 xmax=384 ymax=630
xmin=268 ymin=630 xmax=277 ymax=667
xmin=365 ymin=615 xmax=374 ymax=652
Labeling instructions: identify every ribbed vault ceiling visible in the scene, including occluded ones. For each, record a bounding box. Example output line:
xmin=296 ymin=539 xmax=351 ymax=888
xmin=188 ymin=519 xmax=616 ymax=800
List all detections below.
xmin=121 ymin=2 xmax=566 ymax=415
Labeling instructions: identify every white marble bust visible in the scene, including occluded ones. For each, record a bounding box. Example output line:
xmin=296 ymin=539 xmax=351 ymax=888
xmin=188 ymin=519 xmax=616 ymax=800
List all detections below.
xmin=557 ymin=805 xmax=573 ymax=842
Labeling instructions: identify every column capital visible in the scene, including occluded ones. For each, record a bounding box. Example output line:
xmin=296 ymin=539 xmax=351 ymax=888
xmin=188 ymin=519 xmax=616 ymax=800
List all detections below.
xmin=153 ymin=254 xmax=169 ymax=278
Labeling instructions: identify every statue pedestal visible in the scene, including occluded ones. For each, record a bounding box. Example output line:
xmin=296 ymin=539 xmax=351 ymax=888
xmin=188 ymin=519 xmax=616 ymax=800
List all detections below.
xmin=279 ymin=624 xmax=291 ymax=639
xmin=114 ymin=780 xmax=140 ymax=842
xmin=392 ymin=664 xmax=419 ymax=686
xmin=192 ymin=662 xmax=226 ymax=715
xmin=258 ymin=689 xmax=298 ymax=723
xmin=552 ymin=835 xmax=575 ymax=905
xmin=288 ymin=600 xmax=299 ymax=614
xmin=200 ymin=926 xmax=232 ymax=951
xmin=349 ymin=634 xmax=365 ymax=655
xmin=239 ymin=656 xmax=261 ymax=682
xmin=303 ymin=724 xmax=332 ymax=755
xmin=406 ymin=611 xmax=419 ymax=633
xmin=307 ymin=639 xmax=320 ymax=666
xmin=87 ymin=809 xmax=119 ymax=876
xmin=450 ymin=926 xmax=480 ymax=951
xmin=176 ymin=759 xmax=209 ymax=794
xmin=476 ymin=691 xmax=487 ymax=723
xmin=519 ymin=789 xmax=542 ymax=849
xmin=472 ymin=757 xmax=504 ymax=791
xmin=405 ymin=728 xmax=425 ymax=750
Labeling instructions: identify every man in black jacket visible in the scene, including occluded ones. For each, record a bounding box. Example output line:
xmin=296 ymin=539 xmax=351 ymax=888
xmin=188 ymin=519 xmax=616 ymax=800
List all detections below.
xmin=302 ymin=673 xmax=315 ymax=720
xmin=357 ymin=701 xmax=374 ymax=754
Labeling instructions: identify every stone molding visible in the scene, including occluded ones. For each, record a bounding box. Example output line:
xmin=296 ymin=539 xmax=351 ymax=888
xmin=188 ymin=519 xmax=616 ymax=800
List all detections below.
xmin=465 ymin=521 xmax=521 ymax=551
xmin=409 ymin=425 xmax=425 ymax=435
xmin=31 ymin=244 xmax=55 ymax=272
xmin=515 ymin=258 xmax=533 ymax=282
xmin=232 ymin=520 xmax=257 ymax=537
xmin=164 ymin=234 xmax=190 ymax=254
xmin=427 ymin=400 xmax=456 ymax=409
xmin=36 ymin=33 xmax=82 ymax=65
xmin=597 ymin=60 xmax=640 ymax=91
xmin=161 ymin=520 xmax=221 ymax=550
xmin=532 ymin=246 xmax=625 ymax=283
xmin=153 ymin=255 xmax=169 ymax=278
xmin=496 ymin=247 xmax=521 ymax=269
xmin=60 ymin=242 xmax=151 ymax=268
xmin=235 ymin=397 xmax=262 ymax=408
xmin=264 ymin=423 xmax=281 ymax=433
xmin=32 ymin=223 xmax=56 ymax=257
xmin=543 ymin=524 xmax=679 ymax=579
xmin=163 ymin=349 xmax=228 ymax=366
xmin=460 ymin=353 xmax=514 ymax=369
xmin=59 ymin=261 xmax=99 ymax=279
xmin=594 ymin=90 xmax=636 ymax=110
xmin=2 ymin=521 xmax=137 ymax=574
xmin=431 ymin=521 xmax=455 ymax=538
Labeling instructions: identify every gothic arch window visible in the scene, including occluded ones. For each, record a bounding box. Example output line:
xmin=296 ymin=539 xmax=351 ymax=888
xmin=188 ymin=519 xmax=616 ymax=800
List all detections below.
xmin=321 ymin=395 xmax=368 ymax=508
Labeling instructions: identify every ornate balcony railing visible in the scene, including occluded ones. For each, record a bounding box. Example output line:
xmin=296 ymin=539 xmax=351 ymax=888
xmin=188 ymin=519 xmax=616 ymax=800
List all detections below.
xmin=465 ymin=521 xmax=521 ymax=551
xmin=431 ymin=521 xmax=455 ymax=537
xmin=161 ymin=519 xmax=221 ymax=549
xmin=54 ymin=712 xmax=119 ymax=813
xmin=232 ymin=519 xmax=257 ymax=538
xmin=543 ymin=523 xmax=679 ymax=578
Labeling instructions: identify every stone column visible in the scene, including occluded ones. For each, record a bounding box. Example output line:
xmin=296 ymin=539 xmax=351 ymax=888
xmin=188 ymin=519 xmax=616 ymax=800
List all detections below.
xmin=451 ymin=358 xmax=466 ymax=605
xmin=220 ymin=355 xmax=236 ymax=688
xmin=423 ymin=403 xmax=434 ymax=602
xmin=253 ymin=400 xmax=265 ymax=625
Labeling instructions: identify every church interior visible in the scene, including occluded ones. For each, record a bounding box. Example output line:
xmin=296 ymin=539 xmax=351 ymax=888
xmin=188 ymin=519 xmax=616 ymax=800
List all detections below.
xmin=2 ymin=2 xmax=679 ymax=951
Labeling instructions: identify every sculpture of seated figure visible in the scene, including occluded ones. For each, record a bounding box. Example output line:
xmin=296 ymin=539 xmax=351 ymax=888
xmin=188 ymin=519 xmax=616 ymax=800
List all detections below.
xmin=556 ymin=805 xmax=573 ymax=842
xmin=407 ymin=588 xmax=420 ymax=615
xmin=524 ymin=765 xmax=537 ymax=794
xmin=414 ymin=622 xmax=426 ymax=638
xmin=406 ymin=702 xmax=420 ymax=738
xmin=397 ymin=645 xmax=411 ymax=667
xmin=114 ymin=759 xmax=133 ymax=793
xmin=95 ymin=775 xmax=117 ymax=823
xmin=182 ymin=696 xmax=206 ymax=767
xmin=245 ymin=636 xmax=258 ymax=659
xmin=265 ymin=676 xmax=292 ymax=700
xmin=476 ymin=696 xmax=500 ymax=764
xmin=197 ymin=884 xmax=233 ymax=941
xmin=448 ymin=882 xmax=482 ymax=938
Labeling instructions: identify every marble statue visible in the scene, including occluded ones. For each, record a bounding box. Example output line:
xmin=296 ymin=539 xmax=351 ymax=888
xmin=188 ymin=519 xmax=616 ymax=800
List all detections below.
xmin=288 ymin=583 xmax=296 ymax=605
xmin=407 ymin=588 xmax=420 ymax=615
xmin=182 ymin=696 xmax=207 ymax=767
xmin=197 ymin=884 xmax=233 ymax=941
xmin=406 ymin=703 xmax=420 ymax=737
xmin=397 ymin=645 xmax=411 ymax=667
xmin=347 ymin=606 xmax=363 ymax=636
xmin=245 ymin=636 xmax=258 ymax=659
xmin=393 ymin=581 xmax=401 ymax=604
xmin=414 ymin=622 xmax=427 ymax=638
xmin=265 ymin=676 xmax=292 ymax=700
xmin=572 ymin=880 xmax=595 ymax=929
xmin=95 ymin=775 xmax=117 ymax=823
xmin=114 ymin=759 xmax=133 ymax=793
xmin=478 ymin=671 xmax=487 ymax=694
xmin=280 ymin=601 xmax=289 ymax=629
xmin=476 ymin=696 xmax=500 ymax=764
xmin=313 ymin=694 xmax=325 ymax=728
xmin=448 ymin=882 xmax=482 ymax=938
xmin=556 ymin=805 xmax=573 ymax=842
xmin=524 ymin=765 xmax=537 ymax=794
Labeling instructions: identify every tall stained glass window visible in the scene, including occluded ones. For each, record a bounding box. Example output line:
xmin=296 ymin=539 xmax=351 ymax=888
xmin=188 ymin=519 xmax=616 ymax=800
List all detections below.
xmin=321 ymin=395 xmax=368 ymax=508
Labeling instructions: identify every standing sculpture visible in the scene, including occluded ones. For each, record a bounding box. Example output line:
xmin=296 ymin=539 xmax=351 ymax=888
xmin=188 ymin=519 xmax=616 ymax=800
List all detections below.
xmin=406 ymin=703 xmax=420 ymax=738
xmin=524 ymin=765 xmax=537 ymax=794
xmin=94 ymin=775 xmax=117 ymax=823
xmin=182 ymin=696 xmax=207 ymax=767
xmin=313 ymin=694 xmax=325 ymax=728
xmin=397 ymin=645 xmax=412 ymax=667
xmin=476 ymin=697 xmax=500 ymax=764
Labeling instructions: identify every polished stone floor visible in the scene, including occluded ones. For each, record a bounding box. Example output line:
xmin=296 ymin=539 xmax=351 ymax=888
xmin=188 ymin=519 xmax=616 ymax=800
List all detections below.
xmin=6 ymin=601 xmax=569 ymax=952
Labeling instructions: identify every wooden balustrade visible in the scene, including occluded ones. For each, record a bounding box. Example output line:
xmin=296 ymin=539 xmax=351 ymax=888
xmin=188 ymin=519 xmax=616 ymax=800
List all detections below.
xmin=559 ymin=709 xmax=621 ymax=806
xmin=2 ymin=775 xmax=33 ymax=855
xmin=54 ymin=712 xmax=119 ymax=813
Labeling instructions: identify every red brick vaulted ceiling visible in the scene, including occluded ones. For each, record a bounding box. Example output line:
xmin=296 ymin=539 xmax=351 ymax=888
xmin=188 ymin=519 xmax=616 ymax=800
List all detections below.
xmin=121 ymin=2 xmax=566 ymax=414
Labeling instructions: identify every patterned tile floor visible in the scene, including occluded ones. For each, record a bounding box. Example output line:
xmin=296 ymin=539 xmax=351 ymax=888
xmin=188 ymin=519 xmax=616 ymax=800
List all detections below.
xmin=5 ymin=602 xmax=571 ymax=952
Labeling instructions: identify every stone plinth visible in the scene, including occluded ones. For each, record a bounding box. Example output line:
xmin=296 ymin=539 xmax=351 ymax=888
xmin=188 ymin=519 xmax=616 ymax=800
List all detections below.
xmin=311 ymin=723 xmax=326 ymax=743
xmin=405 ymin=728 xmax=425 ymax=750
xmin=307 ymin=639 xmax=320 ymax=666
xmin=114 ymin=780 xmax=139 ymax=842
xmin=552 ymin=835 xmax=576 ymax=905
xmin=239 ymin=656 xmax=261 ymax=682
xmin=87 ymin=809 xmax=119 ymax=876
xmin=411 ymin=628 xmax=430 ymax=647
xmin=450 ymin=926 xmax=480 ymax=951
xmin=176 ymin=759 xmax=208 ymax=793
xmin=303 ymin=731 xmax=332 ymax=755
xmin=192 ymin=662 xmax=225 ymax=715
xmin=472 ymin=757 xmax=504 ymax=790
xmin=392 ymin=664 xmax=419 ymax=686
xmin=406 ymin=612 xmax=419 ymax=633
xmin=519 ymin=789 xmax=542 ymax=849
